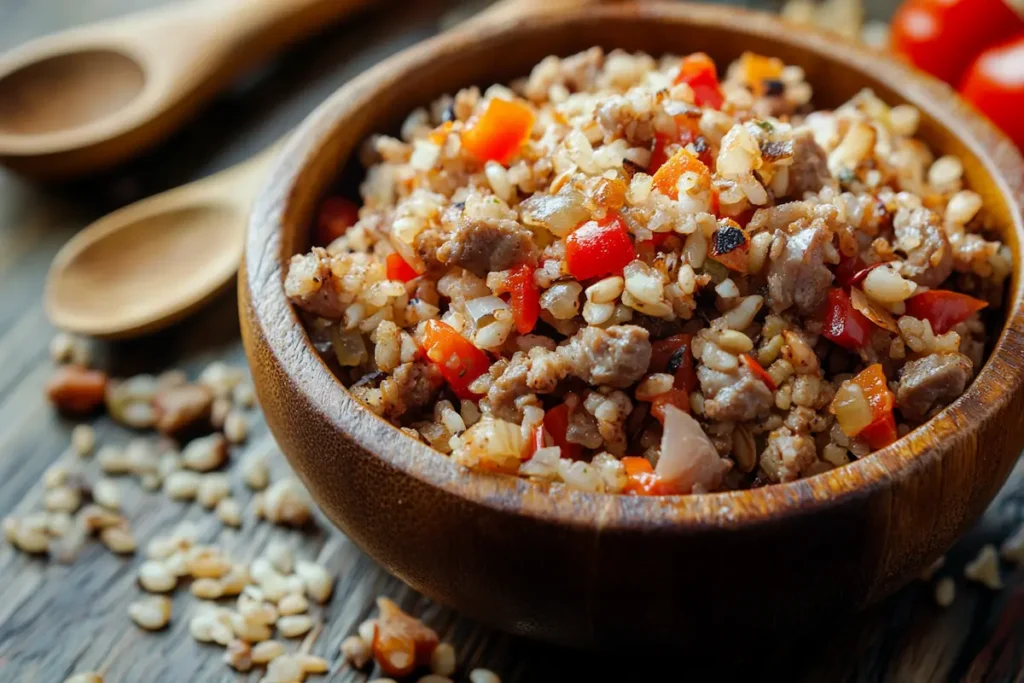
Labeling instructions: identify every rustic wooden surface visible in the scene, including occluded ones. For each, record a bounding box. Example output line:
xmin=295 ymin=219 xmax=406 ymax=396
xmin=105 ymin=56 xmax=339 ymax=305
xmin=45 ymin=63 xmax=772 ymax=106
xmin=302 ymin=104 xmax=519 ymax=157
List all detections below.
xmin=0 ymin=1 xmax=1021 ymax=681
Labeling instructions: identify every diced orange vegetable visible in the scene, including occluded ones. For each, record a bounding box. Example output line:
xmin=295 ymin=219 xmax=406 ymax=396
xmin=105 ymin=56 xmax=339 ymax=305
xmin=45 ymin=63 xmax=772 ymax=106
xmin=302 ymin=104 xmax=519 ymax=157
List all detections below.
xmin=739 ymin=52 xmax=784 ymax=96
xmin=422 ymin=320 xmax=491 ymax=399
xmin=709 ymin=218 xmax=750 ymax=273
xmin=460 ymin=98 xmax=535 ymax=164
xmin=651 ymin=148 xmax=712 ymax=200
xmin=386 ymin=253 xmax=419 ymax=282
xmin=651 ymin=388 xmax=691 ymax=422
xmin=621 ymin=456 xmax=665 ymax=495
xmin=675 ymin=53 xmax=725 ymax=109
xmin=851 ymin=363 xmax=894 ymax=417
xmin=543 ymin=403 xmax=581 ymax=460
xmin=316 ymin=197 xmax=359 ymax=246
xmin=741 ymin=354 xmax=776 ymax=391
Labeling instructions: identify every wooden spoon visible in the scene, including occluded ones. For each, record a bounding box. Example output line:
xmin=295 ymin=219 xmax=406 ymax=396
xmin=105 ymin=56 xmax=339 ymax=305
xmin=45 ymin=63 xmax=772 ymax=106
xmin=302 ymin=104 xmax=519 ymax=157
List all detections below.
xmin=0 ymin=0 xmax=375 ymax=180
xmin=45 ymin=144 xmax=279 ymax=339
xmin=43 ymin=0 xmax=605 ymax=340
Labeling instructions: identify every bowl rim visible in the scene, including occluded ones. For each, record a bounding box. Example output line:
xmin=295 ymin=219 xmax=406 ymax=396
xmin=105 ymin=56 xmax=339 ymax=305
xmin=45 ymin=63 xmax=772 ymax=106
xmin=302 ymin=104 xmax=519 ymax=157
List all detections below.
xmin=245 ymin=1 xmax=1024 ymax=533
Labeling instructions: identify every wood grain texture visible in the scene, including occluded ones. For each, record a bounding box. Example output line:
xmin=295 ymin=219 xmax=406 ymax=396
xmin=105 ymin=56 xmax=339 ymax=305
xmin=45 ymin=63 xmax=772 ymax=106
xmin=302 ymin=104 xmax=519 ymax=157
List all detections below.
xmin=0 ymin=0 xmax=378 ymax=179
xmin=0 ymin=0 xmax=1021 ymax=681
xmin=242 ymin=0 xmax=1024 ymax=652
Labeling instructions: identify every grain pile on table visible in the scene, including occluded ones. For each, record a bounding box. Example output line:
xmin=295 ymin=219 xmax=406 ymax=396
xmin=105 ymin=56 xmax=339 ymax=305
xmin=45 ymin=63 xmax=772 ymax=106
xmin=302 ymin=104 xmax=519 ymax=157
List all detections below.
xmin=19 ymin=332 xmax=503 ymax=683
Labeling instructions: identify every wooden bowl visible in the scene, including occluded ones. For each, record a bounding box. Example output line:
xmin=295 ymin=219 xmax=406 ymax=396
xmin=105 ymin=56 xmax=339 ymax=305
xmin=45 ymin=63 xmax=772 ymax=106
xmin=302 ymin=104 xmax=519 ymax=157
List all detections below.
xmin=241 ymin=2 xmax=1024 ymax=649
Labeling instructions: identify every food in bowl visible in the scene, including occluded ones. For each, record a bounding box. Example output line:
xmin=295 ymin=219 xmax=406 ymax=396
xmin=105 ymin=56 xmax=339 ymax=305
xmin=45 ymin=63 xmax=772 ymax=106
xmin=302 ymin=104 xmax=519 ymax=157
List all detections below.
xmin=284 ymin=47 xmax=1009 ymax=495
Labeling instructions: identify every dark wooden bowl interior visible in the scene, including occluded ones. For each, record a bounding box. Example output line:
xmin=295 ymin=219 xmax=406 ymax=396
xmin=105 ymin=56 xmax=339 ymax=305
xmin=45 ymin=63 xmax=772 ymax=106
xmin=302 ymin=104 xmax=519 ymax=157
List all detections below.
xmin=242 ymin=2 xmax=1024 ymax=650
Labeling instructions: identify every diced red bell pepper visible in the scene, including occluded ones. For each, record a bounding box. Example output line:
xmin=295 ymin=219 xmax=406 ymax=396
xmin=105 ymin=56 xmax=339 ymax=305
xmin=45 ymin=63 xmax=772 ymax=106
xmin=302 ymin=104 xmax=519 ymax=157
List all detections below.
xmin=651 ymin=388 xmax=691 ymax=423
xmin=422 ymin=320 xmax=491 ymax=399
xmin=675 ymin=53 xmax=725 ymax=110
xmin=835 ymin=253 xmax=885 ymax=288
xmin=738 ymin=52 xmax=784 ymax=97
xmin=741 ymin=353 xmax=776 ymax=391
xmin=621 ymin=456 xmax=666 ymax=496
xmin=905 ymin=289 xmax=988 ymax=334
xmin=386 ymin=253 xmax=420 ymax=283
xmin=823 ymin=288 xmax=873 ymax=351
xmin=504 ymin=264 xmax=540 ymax=334
xmin=851 ymin=363 xmax=895 ymax=416
xmin=650 ymin=333 xmax=697 ymax=393
xmin=316 ymin=197 xmax=359 ymax=246
xmin=460 ymin=98 xmax=535 ymax=164
xmin=543 ymin=403 xmax=581 ymax=460
xmin=564 ymin=214 xmax=636 ymax=281
xmin=525 ymin=423 xmax=546 ymax=462
xmin=652 ymin=148 xmax=712 ymax=200
xmin=859 ymin=410 xmax=898 ymax=450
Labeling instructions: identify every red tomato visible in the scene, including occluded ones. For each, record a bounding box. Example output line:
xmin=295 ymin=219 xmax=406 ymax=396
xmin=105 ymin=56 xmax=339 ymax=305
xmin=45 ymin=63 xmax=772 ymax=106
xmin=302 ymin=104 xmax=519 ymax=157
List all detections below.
xmin=421 ymin=320 xmax=491 ymax=399
xmin=740 ymin=354 xmax=776 ymax=391
xmin=822 ymin=288 xmax=874 ymax=351
xmin=385 ymin=253 xmax=419 ymax=282
xmin=904 ymin=289 xmax=989 ymax=334
xmin=564 ymin=214 xmax=636 ymax=281
xmin=890 ymin=0 xmax=1024 ymax=85
xmin=960 ymin=34 xmax=1024 ymax=150
xmin=316 ymin=197 xmax=359 ymax=246
xmin=543 ymin=403 xmax=581 ymax=460
xmin=504 ymin=264 xmax=540 ymax=334
xmin=460 ymin=98 xmax=535 ymax=164
xmin=675 ymin=53 xmax=724 ymax=109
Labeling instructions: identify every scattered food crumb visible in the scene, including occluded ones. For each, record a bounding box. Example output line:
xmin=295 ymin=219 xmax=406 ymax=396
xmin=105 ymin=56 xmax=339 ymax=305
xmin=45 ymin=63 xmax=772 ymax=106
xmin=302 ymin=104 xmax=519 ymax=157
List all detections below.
xmin=71 ymin=424 xmax=96 ymax=457
xmin=963 ymin=544 xmax=1003 ymax=590
xmin=934 ymin=577 xmax=956 ymax=607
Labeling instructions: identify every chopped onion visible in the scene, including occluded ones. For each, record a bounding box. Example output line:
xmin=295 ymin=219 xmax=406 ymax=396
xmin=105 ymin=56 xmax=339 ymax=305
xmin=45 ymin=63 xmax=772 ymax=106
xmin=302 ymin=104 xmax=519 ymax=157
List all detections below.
xmin=388 ymin=234 xmax=425 ymax=273
xmin=830 ymin=382 xmax=873 ymax=437
xmin=329 ymin=326 xmax=367 ymax=367
xmin=519 ymin=190 xmax=590 ymax=237
xmin=850 ymin=287 xmax=899 ymax=333
xmin=464 ymin=296 xmax=509 ymax=324
xmin=656 ymin=405 xmax=728 ymax=494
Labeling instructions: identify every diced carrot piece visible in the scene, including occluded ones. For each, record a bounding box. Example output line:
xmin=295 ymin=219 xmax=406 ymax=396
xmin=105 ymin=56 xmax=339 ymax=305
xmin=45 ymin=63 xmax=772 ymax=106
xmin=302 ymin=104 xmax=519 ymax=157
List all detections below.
xmin=739 ymin=52 xmax=784 ymax=96
xmin=461 ymin=99 xmax=535 ymax=164
xmin=651 ymin=148 xmax=712 ymax=200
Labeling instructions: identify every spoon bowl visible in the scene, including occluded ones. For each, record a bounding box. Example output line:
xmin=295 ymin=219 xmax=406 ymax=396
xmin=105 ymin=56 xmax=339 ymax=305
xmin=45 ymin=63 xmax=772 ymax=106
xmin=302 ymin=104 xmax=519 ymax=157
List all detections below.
xmin=0 ymin=0 xmax=373 ymax=179
xmin=46 ymin=146 xmax=276 ymax=339
xmin=0 ymin=49 xmax=145 ymax=137
xmin=241 ymin=2 xmax=1024 ymax=649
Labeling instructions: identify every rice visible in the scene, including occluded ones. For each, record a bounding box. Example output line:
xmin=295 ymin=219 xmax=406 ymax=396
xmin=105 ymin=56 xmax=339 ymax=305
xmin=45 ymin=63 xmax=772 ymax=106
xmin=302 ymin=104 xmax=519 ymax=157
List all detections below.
xmin=285 ymin=47 xmax=1005 ymax=495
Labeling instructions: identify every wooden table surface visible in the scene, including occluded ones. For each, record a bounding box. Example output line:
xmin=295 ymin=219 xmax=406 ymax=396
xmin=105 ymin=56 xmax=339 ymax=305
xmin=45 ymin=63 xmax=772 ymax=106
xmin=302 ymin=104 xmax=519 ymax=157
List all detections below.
xmin=1 ymin=1 xmax=1022 ymax=681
